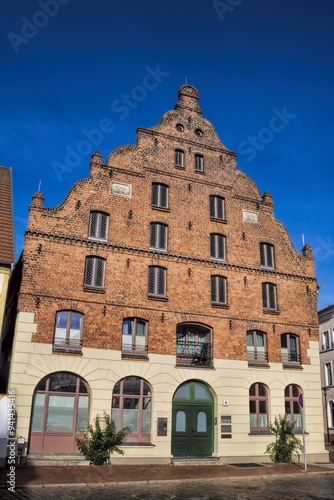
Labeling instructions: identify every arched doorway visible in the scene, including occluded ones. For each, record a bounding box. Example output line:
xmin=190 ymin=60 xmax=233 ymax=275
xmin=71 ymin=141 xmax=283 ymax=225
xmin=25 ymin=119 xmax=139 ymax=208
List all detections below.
xmin=29 ymin=372 xmax=90 ymax=453
xmin=172 ymin=380 xmax=214 ymax=457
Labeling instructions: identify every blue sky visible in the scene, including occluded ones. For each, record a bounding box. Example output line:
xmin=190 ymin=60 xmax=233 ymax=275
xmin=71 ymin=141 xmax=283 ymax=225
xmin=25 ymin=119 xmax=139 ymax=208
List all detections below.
xmin=1 ymin=0 xmax=333 ymax=310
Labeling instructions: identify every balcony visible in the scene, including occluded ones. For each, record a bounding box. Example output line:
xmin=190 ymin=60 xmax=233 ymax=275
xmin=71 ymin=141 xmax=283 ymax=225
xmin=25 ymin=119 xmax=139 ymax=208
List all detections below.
xmin=282 ymin=351 xmax=301 ymax=364
xmin=53 ymin=337 xmax=82 ymax=354
xmin=247 ymin=349 xmax=268 ymax=365
xmin=176 ymin=341 xmax=213 ymax=368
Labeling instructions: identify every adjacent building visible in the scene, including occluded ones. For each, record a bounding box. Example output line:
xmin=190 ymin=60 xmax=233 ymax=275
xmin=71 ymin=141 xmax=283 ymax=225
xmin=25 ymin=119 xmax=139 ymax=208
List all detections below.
xmin=0 ymin=85 xmax=328 ymax=464
xmin=318 ymin=304 xmax=334 ymax=445
xmin=0 ymin=166 xmax=15 ymax=371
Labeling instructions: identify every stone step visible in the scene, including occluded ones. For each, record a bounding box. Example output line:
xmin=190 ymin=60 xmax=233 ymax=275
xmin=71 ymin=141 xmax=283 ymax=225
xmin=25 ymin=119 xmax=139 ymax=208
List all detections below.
xmin=172 ymin=457 xmax=222 ymax=466
xmin=27 ymin=454 xmax=90 ymax=466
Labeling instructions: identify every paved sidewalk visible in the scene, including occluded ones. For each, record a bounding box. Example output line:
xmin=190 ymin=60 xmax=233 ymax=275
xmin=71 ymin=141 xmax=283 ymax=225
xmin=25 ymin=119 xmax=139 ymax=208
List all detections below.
xmin=1 ymin=460 xmax=334 ymax=488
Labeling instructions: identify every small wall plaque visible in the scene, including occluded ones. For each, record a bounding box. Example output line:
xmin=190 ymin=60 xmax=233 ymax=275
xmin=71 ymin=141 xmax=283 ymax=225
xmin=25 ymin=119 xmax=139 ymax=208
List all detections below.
xmin=111 ymin=182 xmax=132 ymax=198
xmin=243 ymin=210 xmax=259 ymax=224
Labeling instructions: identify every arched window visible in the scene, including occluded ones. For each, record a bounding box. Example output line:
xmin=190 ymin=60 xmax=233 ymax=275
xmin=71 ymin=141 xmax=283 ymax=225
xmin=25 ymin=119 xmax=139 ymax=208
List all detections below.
xmin=176 ymin=323 xmax=212 ymax=367
xmin=30 ymin=372 xmax=90 ymax=453
xmin=281 ymin=333 xmax=300 ymax=364
xmin=285 ymin=384 xmax=302 ymax=429
xmin=53 ymin=310 xmax=84 ymax=353
xmin=247 ymin=330 xmax=267 ymax=362
xmin=112 ymin=377 xmax=151 ymax=443
xmin=122 ymin=318 xmax=148 ymax=354
xmin=249 ymin=383 xmax=268 ymax=431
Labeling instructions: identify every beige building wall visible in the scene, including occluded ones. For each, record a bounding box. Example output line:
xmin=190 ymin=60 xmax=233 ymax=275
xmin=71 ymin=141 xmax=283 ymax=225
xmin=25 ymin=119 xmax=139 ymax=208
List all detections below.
xmin=9 ymin=312 xmax=328 ymax=464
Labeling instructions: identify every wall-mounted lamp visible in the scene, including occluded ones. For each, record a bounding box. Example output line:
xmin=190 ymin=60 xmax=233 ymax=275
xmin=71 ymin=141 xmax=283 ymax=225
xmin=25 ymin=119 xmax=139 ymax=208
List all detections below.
xmin=128 ymin=209 xmax=133 ymax=220
xmin=103 ymin=305 xmax=107 ymax=316
xmin=161 ymin=313 xmax=165 ymax=323
xmin=243 ymin=276 xmax=247 ymax=285
xmin=37 ymin=244 xmax=43 ymax=254
xmin=126 ymin=258 xmax=131 ymax=268
xmin=188 ymin=221 xmax=192 ymax=230
xmin=229 ymin=320 xmax=232 ymax=330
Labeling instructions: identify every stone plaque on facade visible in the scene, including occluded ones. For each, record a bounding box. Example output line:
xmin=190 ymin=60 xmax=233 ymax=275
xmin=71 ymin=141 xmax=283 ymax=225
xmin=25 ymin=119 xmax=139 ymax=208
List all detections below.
xmin=111 ymin=182 xmax=132 ymax=198
xmin=243 ymin=210 xmax=259 ymax=224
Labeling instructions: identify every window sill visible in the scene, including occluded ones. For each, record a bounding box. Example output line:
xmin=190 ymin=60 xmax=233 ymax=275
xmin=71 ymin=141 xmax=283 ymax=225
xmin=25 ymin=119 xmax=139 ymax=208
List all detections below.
xmin=122 ymin=352 xmax=149 ymax=360
xmin=248 ymin=361 xmax=270 ymax=368
xmin=211 ymin=303 xmax=229 ymax=309
xmin=260 ymin=266 xmax=275 ymax=271
xmin=263 ymin=309 xmax=279 ymax=315
xmin=53 ymin=346 xmax=82 ymax=355
xmin=88 ymin=237 xmax=108 ymax=243
xmin=148 ymin=295 xmax=168 ymax=301
xmin=149 ymin=247 xmax=167 ymax=253
xmin=151 ymin=206 xmax=170 ymax=213
xmin=282 ymin=363 xmax=303 ymax=370
xmin=83 ymin=286 xmax=105 ymax=294
xmin=175 ymin=165 xmax=185 ymax=170
xmin=210 ymin=217 xmax=227 ymax=224
xmin=195 ymin=169 xmax=204 ymax=174
xmin=248 ymin=430 xmax=272 ymax=435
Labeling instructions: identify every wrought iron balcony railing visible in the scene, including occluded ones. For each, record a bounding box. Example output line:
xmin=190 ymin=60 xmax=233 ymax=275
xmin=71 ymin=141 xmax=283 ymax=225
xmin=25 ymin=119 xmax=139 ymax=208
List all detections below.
xmin=176 ymin=341 xmax=213 ymax=367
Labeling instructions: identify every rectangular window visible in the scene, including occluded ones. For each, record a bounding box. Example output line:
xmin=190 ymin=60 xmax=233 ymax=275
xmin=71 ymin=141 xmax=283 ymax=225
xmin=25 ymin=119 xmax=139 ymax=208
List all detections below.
xmin=210 ymin=234 xmax=226 ymax=260
xmin=322 ymin=330 xmax=330 ymax=351
xmin=260 ymin=243 xmax=274 ymax=268
xmin=148 ymin=266 xmax=166 ymax=297
xmin=152 ymin=183 xmax=168 ymax=209
xmin=262 ymin=282 xmax=277 ymax=310
xmin=209 ymin=195 xmax=225 ymax=220
xmin=88 ymin=212 xmax=109 ymax=240
xmin=84 ymin=256 xmax=105 ymax=288
xmin=175 ymin=149 xmax=184 ymax=168
xmin=195 ymin=154 xmax=204 ymax=172
xmin=211 ymin=275 xmax=227 ymax=305
xmin=325 ymin=362 xmax=333 ymax=386
xmin=150 ymin=223 xmax=167 ymax=251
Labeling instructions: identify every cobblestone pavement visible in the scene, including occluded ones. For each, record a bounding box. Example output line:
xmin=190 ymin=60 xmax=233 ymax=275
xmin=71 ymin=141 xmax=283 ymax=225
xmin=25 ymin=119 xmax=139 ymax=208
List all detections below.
xmin=0 ymin=473 xmax=334 ymax=499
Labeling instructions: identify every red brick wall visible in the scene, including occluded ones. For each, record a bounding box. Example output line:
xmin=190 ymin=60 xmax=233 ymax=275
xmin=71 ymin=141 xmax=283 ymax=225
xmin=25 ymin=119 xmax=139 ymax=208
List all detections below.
xmin=18 ymin=85 xmax=318 ymax=364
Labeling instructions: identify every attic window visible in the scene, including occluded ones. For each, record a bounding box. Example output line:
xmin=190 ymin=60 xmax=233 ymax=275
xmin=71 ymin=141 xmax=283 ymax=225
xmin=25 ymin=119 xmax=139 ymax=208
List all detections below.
xmin=176 ymin=123 xmax=184 ymax=132
xmin=195 ymin=128 xmax=203 ymax=137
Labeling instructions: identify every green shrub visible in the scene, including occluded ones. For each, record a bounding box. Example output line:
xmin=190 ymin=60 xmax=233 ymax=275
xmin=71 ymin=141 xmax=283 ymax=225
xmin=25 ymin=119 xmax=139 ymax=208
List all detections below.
xmin=265 ymin=414 xmax=304 ymax=463
xmin=76 ymin=412 xmax=130 ymax=465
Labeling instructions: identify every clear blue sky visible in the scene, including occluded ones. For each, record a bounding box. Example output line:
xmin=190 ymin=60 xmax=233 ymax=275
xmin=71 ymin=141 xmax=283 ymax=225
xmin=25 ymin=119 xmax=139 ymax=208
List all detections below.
xmin=1 ymin=0 xmax=333 ymax=311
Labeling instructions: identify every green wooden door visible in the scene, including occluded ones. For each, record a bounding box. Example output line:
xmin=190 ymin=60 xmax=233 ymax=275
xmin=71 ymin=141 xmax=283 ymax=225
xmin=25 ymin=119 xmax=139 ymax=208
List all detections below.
xmin=171 ymin=381 xmax=213 ymax=457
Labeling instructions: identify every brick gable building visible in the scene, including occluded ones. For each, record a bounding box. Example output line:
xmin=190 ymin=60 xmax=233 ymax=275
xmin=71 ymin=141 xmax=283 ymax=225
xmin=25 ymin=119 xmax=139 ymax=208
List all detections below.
xmin=1 ymin=85 xmax=327 ymax=463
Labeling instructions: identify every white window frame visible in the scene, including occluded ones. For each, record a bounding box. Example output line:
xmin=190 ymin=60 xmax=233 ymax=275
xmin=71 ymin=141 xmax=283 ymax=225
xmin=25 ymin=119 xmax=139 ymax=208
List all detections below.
xmin=195 ymin=154 xmax=204 ymax=172
xmin=152 ymin=183 xmax=169 ymax=209
xmin=210 ymin=233 xmax=226 ymax=260
xmin=260 ymin=243 xmax=275 ymax=269
xmin=211 ymin=275 xmax=227 ymax=305
xmin=262 ymin=282 xmax=277 ymax=311
xmin=150 ymin=223 xmax=168 ymax=252
xmin=88 ymin=212 xmax=109 ymax=241
xmin=148 ymin=266 xmax=166 ymax=298
xmin=209 ymin=195 xmax=225 ymax=220
xmin=325 ymin=361 xmax=333 ymax=386
xmin=84 ymin=256 xmax=105 ymax=288
xmin=175 ymin=149 xmax=184 ymax=168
